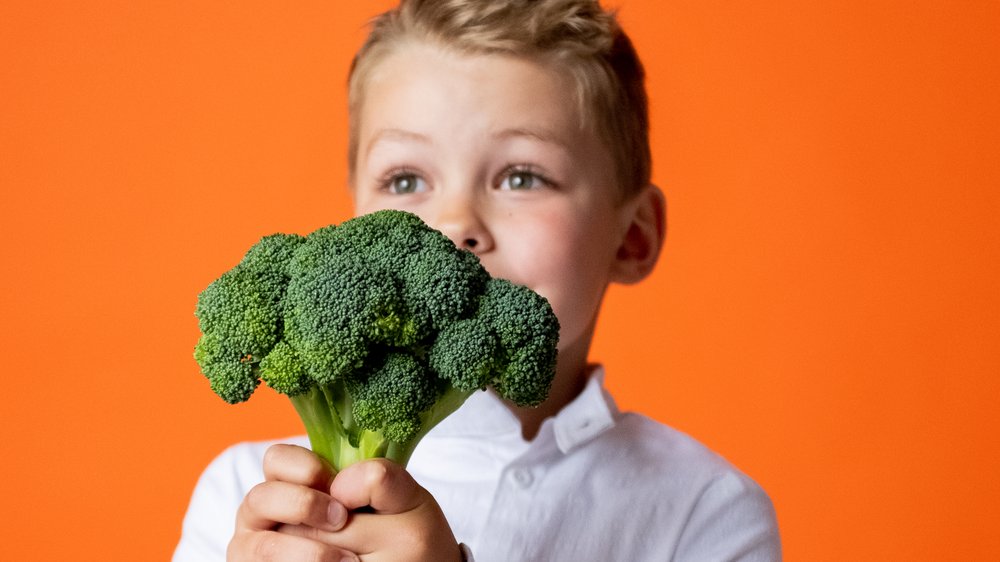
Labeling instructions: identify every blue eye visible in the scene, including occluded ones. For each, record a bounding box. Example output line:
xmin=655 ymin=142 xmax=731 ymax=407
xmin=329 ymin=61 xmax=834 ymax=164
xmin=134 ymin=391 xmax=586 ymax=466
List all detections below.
xmin=501 ymin=170 xmax=547 ymax=190
xmin=386 ymin=173 xmax=426 ymax=194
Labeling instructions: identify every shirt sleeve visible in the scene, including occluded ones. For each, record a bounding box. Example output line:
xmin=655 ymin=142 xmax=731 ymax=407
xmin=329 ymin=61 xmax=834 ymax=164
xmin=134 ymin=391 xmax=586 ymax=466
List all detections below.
xmin=172 ymin=443 xmax=266 ymax=562
xmin=673 ymin=470 xmax=783 ymax=562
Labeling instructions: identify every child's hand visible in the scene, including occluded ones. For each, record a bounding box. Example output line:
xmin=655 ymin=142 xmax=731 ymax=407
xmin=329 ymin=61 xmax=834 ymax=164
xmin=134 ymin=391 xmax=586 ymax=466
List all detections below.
xmin=227 ymin=444 xmax=353 ymax=561
xmin=281 ymin=458 xmax=464 ymax=562
xmin=227 ymin=444 xmax=463 ymax=562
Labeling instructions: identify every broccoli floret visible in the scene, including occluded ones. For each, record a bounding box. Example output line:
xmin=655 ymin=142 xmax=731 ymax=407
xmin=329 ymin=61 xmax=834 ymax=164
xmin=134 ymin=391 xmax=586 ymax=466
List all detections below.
xmin=193 ymin=233 xmax=305 ymax=404
xmin=194 ymin=210 xmax=560 ymax=470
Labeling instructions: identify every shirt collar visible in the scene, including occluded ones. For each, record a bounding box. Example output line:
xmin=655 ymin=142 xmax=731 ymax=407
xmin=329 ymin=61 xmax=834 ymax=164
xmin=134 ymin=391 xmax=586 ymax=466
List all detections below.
xmin=550 ymin=366 xmax=619 ymax=454
xmin=431 ymin=383 xmax=524 ymax=438
xmin=428 ymin=365 xmax=620 ymax=454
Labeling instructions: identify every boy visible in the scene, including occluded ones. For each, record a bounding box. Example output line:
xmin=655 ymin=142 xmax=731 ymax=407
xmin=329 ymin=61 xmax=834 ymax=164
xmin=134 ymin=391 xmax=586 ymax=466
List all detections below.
xmin=175 ymin=0 xmax=781 ymax=560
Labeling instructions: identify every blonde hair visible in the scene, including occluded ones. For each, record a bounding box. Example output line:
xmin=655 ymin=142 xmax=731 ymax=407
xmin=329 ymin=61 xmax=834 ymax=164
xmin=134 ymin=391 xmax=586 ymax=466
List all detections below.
xmin=348 ymin=0 xmax=651 ymax=201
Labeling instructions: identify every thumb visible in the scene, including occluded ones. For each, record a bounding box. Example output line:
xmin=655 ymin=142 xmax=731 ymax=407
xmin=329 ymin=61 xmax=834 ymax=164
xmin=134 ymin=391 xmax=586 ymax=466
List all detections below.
xmin=329 ymin=458 xmax=427 ymax=515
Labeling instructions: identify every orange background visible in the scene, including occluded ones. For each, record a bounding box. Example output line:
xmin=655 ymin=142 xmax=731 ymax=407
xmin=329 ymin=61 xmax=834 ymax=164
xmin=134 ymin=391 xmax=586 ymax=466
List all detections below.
xmin=2 ymin=1 xmax=998 ymax=559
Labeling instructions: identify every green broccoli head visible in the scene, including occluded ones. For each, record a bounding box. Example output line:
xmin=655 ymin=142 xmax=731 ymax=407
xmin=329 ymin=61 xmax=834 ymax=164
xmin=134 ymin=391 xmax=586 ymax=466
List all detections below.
xmin=351 ymin=352 xmax=439 ymax=443
xmin=193 ymin=233 xmax=304 ymax=403
xmin=477 ymin=279 xmax=560 ymax=406
xmin=193 ymin=210 xmax=559 ymax=469
xmin=428 ymin=316 xmax=502 ymax=393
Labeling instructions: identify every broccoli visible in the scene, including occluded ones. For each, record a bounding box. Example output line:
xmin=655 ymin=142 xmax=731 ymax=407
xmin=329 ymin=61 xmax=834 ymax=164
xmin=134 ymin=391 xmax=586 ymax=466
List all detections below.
xmin=194 ymin=210 xmax=559 ymax=470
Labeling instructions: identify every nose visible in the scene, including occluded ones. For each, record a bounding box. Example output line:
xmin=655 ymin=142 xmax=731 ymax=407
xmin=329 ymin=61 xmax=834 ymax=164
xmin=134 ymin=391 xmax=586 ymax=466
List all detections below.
xmin=433 ymin=195 xmax=494 ymax=254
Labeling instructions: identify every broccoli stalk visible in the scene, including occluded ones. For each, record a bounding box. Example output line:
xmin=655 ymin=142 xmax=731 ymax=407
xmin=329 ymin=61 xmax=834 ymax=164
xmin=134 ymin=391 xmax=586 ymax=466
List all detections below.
xmin=289 ymin=383 xmax=471 ymax=469
xmin=194 ymin=210 xmax=559 ymax=471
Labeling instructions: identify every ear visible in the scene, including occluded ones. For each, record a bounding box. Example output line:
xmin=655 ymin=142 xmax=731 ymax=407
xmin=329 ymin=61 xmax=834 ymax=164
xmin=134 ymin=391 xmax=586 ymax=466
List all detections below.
xmin=611 ymin=184 xmax=667 ymax=285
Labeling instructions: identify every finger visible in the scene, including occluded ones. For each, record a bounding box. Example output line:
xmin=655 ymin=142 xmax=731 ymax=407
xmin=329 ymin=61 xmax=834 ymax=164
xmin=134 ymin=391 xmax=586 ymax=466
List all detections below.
xmin=263 ymin=444 xmax=336 ymax=491
xmin=238 ymin=481 xmax=348 ymax=533
xmin=228 ymin=528 xmax=356 ymax=562
xmin=329 ymin=458 xmax=427 ymax=515
xmin=291 ymin=509 xmax=459 ymax=560
xmin=277 ymin=524 xmax=366 ymax=560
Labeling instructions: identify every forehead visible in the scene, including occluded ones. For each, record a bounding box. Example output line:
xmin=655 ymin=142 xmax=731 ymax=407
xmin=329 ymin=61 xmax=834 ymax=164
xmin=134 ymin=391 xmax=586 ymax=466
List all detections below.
xmin=359 ymin=41 xmax=587 ymax=146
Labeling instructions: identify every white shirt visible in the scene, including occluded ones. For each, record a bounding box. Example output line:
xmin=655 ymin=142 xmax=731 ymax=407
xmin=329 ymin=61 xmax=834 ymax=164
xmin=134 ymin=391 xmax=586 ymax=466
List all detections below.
xmin=174 ymin=369 xmax=781 ymax=561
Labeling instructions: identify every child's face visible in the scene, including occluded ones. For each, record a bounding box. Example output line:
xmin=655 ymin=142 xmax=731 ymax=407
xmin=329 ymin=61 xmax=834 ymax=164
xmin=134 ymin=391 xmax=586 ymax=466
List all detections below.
xmin=352 ymin=41 xmax=642 ymax=360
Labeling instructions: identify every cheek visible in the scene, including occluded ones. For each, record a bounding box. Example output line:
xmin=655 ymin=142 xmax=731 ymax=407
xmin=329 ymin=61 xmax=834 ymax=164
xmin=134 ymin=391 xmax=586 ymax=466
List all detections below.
xmin=501 ymin=220 xmax=614 ymax=345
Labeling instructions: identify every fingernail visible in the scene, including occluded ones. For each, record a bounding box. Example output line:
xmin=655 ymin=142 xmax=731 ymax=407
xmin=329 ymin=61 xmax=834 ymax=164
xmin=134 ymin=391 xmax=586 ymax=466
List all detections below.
xmin=328 ymin=501 xmax=347 ymax=530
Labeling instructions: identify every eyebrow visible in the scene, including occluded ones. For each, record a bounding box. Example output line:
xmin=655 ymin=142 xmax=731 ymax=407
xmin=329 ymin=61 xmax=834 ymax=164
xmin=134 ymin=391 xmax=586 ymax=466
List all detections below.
xmin=365 ymin=128 xmax=432 ymax=158
xmin=493 ymin=127 xmax=570 ymax=149
xmin=364 ymin=126 xmax=571 ymax=159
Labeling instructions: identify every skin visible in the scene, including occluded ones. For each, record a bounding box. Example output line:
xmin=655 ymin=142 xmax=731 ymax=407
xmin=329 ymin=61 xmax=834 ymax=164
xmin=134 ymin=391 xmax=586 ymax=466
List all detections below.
xmin=229 ymin=40 xmax=665 ymax=561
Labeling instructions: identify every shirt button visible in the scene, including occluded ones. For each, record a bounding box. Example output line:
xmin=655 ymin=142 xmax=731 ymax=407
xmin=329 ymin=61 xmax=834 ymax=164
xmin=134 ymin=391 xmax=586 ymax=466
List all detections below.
xmin=511 ymin=468 xmax=533 ymax=488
